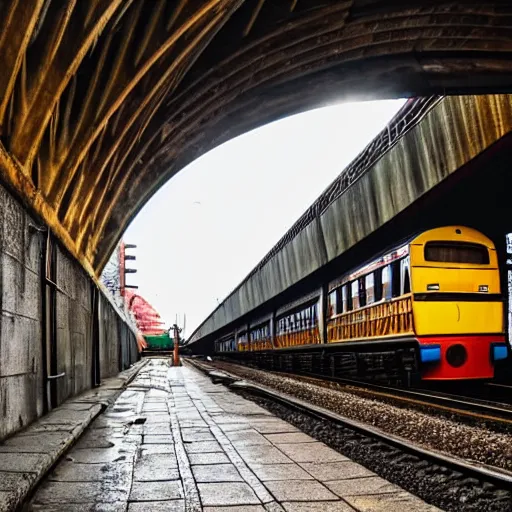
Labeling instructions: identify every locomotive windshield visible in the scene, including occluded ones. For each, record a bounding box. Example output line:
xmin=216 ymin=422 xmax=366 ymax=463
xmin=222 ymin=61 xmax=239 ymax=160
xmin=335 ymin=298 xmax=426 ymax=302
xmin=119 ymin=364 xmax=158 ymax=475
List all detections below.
xmin=424 ymin=242 xmax=489 ymax=265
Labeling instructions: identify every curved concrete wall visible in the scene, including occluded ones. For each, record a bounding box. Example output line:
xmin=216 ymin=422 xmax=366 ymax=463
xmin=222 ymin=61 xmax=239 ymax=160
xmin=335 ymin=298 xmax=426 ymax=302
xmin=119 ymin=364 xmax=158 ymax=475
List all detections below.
xmin=0 ymin=182 xmax=138 ymax=441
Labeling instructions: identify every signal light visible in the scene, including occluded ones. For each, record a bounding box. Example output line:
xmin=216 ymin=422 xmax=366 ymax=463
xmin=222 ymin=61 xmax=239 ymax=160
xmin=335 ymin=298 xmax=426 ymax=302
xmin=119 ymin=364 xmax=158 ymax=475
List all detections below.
xmin=427 ymin=284 xmax=440 ymax=291
xmin=120 ymin=242 xmax=138 ymax=295
xmin=478 ymin=285 xmax=488 ymax=293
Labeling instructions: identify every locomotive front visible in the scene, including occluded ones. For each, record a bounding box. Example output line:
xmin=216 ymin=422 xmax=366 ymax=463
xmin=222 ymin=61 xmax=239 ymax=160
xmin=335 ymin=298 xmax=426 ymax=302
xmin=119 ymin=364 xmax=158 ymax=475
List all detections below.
xmin=410 ymin=226 xmax=508 ymax=380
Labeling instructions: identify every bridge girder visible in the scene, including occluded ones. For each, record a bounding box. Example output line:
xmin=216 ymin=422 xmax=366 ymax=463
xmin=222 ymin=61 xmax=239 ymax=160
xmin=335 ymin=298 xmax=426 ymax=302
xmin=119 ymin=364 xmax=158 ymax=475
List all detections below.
xmin=0 ymin=1 xmax=511 ymax=276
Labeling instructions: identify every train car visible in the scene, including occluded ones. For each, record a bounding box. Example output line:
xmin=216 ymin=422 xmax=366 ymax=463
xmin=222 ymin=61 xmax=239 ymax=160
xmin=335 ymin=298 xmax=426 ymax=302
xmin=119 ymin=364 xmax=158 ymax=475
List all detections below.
xmin=214 ymin=226 xmax=508 ymax=381
xmin=215 ymin=333 xmax=236 ymax=353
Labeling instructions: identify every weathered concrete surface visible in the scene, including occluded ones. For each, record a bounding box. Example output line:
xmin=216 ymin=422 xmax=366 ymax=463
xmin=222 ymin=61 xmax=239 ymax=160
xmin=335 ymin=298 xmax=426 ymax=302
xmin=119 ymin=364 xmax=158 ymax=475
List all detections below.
xmin=26 ymin=360 xmax=440 ymax=511
xmin=0 ymin=183 xmax=44 ymax=440
xmin=0 ymin=181 xmax=139 ymax=442
xmin=188 ymin=94 xmax=512 ymax=347
xmin=0 ymin=359 xmax=147 ymax=512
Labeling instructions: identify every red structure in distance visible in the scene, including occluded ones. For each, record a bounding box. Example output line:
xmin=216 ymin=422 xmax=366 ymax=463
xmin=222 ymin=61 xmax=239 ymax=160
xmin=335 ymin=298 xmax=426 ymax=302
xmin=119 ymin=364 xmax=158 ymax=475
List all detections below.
xmin=125 ymin=289 xmax=166 ymax=336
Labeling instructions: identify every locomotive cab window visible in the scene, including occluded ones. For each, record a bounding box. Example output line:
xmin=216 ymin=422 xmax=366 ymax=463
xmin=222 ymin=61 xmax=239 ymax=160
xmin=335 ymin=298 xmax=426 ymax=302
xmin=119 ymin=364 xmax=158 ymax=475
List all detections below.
xmin=424 ymin=242 xmax=490 ymax=264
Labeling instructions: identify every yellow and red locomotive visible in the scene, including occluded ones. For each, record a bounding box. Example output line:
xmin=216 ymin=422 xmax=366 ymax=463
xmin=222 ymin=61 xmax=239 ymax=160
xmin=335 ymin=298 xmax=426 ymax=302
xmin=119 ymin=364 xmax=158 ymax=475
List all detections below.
xmin=215 ymin=226 xmax=509 ymax=381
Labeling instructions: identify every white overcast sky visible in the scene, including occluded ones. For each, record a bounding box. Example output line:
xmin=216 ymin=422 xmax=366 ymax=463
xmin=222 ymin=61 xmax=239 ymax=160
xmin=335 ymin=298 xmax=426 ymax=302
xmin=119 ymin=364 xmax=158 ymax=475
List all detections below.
xmin=124 ymin=99 xmax=406 ymax=338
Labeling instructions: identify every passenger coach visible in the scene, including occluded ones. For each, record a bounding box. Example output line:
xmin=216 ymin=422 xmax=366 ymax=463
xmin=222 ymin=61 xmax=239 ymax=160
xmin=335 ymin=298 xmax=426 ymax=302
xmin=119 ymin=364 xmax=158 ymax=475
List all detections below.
xmin=215 ymin=226 xmax=509 ymax=382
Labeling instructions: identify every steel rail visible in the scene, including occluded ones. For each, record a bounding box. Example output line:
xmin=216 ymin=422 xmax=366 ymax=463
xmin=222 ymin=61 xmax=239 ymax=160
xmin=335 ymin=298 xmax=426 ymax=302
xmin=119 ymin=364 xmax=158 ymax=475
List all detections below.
xmin=210 ymin=359 xmax=512 ymax=423
xmin=283 ymin=371 xmax=512 ymax=423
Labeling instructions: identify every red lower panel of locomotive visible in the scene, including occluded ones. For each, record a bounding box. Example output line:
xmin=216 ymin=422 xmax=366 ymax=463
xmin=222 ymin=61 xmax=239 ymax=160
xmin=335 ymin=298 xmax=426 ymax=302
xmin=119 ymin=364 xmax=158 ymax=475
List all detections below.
xmin=418 ymin=335 xmax=508 ymax=380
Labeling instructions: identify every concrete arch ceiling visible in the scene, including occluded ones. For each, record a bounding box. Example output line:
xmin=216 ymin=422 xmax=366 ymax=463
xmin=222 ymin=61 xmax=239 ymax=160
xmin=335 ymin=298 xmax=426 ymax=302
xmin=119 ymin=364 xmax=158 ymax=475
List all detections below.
xmin=0 ymin=1 xmax=511 ymax=276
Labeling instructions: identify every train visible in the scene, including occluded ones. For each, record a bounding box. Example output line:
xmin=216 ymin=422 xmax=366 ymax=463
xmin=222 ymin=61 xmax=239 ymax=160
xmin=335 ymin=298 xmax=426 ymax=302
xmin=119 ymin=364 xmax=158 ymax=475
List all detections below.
xmin=214 ymin=226 xmax=509 ymax=382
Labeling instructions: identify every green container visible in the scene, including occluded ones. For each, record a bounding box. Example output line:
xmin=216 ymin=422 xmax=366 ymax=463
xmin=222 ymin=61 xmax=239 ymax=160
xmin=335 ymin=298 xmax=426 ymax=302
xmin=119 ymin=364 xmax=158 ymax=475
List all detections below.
xmin=143 ymin=334 xmax=174 ymax=351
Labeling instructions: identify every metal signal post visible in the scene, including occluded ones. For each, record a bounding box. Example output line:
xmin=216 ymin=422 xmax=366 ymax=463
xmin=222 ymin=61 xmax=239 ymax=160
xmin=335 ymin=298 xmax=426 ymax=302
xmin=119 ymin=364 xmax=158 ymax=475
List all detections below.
xmin=173 ymin=324 xmax=181 ymax=366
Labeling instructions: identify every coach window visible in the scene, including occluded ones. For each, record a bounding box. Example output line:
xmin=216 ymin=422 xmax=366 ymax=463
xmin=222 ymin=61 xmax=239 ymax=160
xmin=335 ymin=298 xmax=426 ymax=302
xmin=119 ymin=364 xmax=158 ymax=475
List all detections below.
xmin=366 ymin=274 xmax=375 ymax=304
xmin=343 ymin=285 xmax=352 ymax=311
xmin=382 ymin=266 xmax=391 ymax=299
xmin=359 ymin=278 xmax=367 ymax=307
xmin=374 ymin=269 xmax=383 ymax=301
xmin=328 ymin=290 xmax=337 ymax=317
xmin=401 ymin=258 xmax=411 ymax=295
xmin=391 ymin=260 xmax=401 ymax=298
xmin=336 ymin=288 xmax=343 ymax=314
xmin=311 ymin=304 xmax=317 ymax=326
xmin=351 ymin=281 xmax=360 ymax=309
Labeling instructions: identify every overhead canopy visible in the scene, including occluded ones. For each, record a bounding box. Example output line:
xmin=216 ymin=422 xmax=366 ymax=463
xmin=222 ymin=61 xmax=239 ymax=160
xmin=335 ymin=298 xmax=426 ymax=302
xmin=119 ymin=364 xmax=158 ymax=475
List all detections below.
xmin=0 ymin=1 xmax=511 ymax=276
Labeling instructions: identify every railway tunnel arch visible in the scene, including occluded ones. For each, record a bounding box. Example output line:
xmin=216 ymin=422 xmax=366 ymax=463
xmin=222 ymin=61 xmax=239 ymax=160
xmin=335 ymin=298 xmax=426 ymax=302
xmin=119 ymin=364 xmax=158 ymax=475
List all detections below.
xmin=0 ymin=1 xmax=512 ymax=279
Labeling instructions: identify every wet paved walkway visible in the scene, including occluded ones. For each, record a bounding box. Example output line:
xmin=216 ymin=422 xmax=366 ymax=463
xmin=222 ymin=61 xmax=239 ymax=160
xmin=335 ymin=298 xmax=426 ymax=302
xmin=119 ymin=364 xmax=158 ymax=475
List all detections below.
xmin=27 ymin=359 xmax=439 ymax=511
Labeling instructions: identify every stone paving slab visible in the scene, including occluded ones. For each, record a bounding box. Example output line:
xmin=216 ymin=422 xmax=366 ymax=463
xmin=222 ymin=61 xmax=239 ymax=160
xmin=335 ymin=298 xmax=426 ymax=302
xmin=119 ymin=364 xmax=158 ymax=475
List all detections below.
xmin=300 ymin=461 xmax=373 ymax=482
xmin=23 ymin=360 xmax=442 ymax=512
xmin=344 ymin=492 xmax=441 ymax=511
xmin=0 ymin=359 xmax=148 ymax=512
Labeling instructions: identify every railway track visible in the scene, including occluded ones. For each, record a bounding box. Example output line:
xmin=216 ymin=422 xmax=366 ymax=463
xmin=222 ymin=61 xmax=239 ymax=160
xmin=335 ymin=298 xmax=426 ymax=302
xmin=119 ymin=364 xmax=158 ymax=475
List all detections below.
xmin=185 ymin=357 xmax=512 ymax=511
xmin=290 ymin=373 xmax=512 ymax=425
xmin=484 ymin=381 xmax=512 ymax=403
xmin=205 ymin=359 xmax=512 ymax=426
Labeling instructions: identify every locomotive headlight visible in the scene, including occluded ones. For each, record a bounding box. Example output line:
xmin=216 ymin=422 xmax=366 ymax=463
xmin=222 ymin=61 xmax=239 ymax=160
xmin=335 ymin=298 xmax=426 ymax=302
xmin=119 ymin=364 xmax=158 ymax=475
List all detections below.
xmin=427 ymin=284 xmax=440 ymax=291
xmin=478 ymin=285 xmax=489 ymax=293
